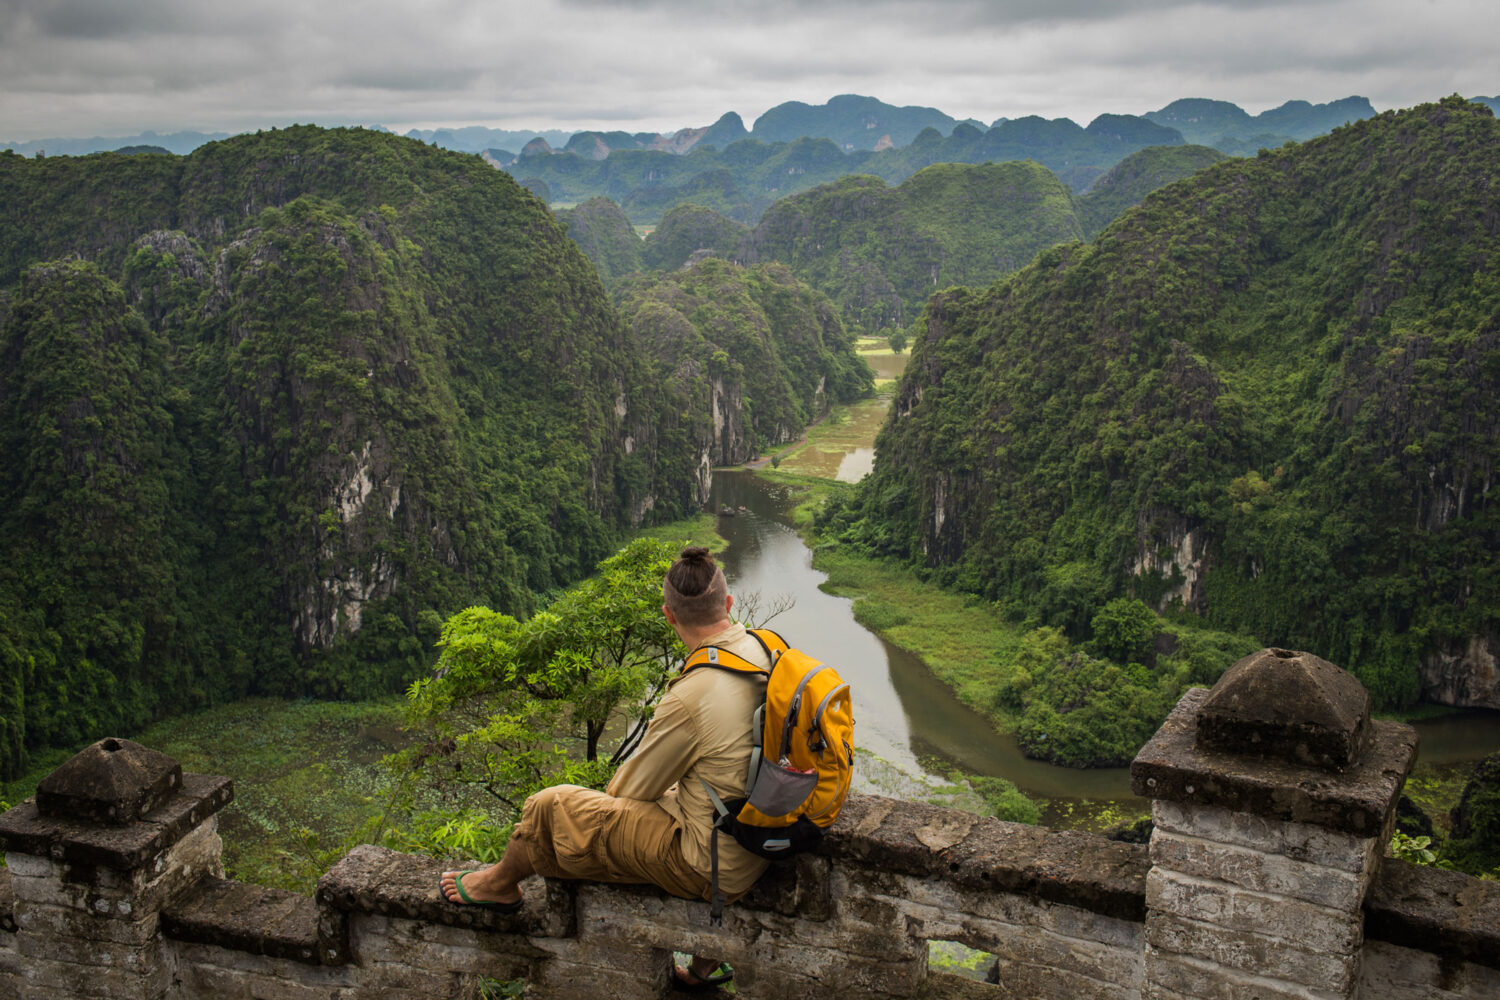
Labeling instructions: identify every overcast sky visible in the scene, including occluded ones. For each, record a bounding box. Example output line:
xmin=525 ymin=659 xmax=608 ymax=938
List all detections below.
xmin=1 ymin=0 xmax=1495 ymax=142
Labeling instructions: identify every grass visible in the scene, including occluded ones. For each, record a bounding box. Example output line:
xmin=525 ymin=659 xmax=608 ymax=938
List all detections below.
xmin=811 ymin=545 xmax=1029 ymax=733
xmin=631 ymin=512 xmax=722 ymax=550
xmin=0 ymin=511 xmax=733 ymax=892
xmin=2 ymin=697 xmax=415 ymax=893
xmin=774 ymin=395 xmax=892 ymax=481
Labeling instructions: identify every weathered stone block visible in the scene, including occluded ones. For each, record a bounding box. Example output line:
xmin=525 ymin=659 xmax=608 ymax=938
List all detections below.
xmin=1363 ymin=855 xmax=1500 ymax=971
xmin=36 ymin=738 xmax=183 ymax=826
xmin=17 ymin=929 xmax=159 ymax=972
xmin=349 ymin=912 xmax=542 ymax=976
xmin=869 ymin=871 xmax=1144 ymax=950
xmin=171 ymin=957 xmax=357 ymax=1000
xmin=1131 ymin=689 xmax=1415 ymax=837
xmin=169 ymin=940 xmax=359 ymax=987
xmin=828 ymin=796 xmax=1149 ymax=922
xmin=161 ymin=875 xmax=322 ymax=964
xmin=13 ymin=899 xmax=158 ymax=946
xmin=15 ymin=952 xmax=170 ymax=1000
xmin=1144 ymin=946 xmax=1344 ymax=1000
xmin=529 ymin=948 xmax=670 ymax=1000
xmin=1359 ymin=939 xmax=1500 ymax=999
xmin=1148 ymin=828 xmax=1363 ymax=911
xmin=1194 ymin=649 xmax=1371 ymax=770
xmin=987 ymin=958 xmax=1139 ymax=1000
xmin=1151 ymin=800 xmax=1377 ymax=872
xmin=1145 ymin=868 xmax=1360 ymax=954
xmin=0 ymin=773 xmax=232 ymax=872
xmin=1147 ymin=911 xmax=1355 ymax=993
xmin=318 ymin=844 xmax=572 ymax=938
xmin=8 ymin=819 xmax=223 ymax=920
xmin=981 ymin=924 xmax=1141 ymax=993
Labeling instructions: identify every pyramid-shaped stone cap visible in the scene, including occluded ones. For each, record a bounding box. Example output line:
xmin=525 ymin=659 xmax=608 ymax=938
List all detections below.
xmin=36 ymin=737 xmax=183 ymax=825
xmin=1196 ymin=648 xmax=1371 ymax=770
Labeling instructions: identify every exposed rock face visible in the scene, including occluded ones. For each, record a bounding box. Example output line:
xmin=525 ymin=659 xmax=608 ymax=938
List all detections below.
xmin=1420 ymin=635 xmax=1500 ymax=709
xmin=1130 ymin=513 xmax=1209 ymax=613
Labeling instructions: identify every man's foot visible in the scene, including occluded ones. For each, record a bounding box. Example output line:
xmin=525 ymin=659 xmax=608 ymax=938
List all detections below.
xmin=671 ymin=959 xmax=733 ymax=993
xmin=439 ymin=869 xmax=523 ymax=912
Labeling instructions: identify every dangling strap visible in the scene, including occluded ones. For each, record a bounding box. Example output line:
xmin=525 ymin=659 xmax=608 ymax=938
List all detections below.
xmin=700 ymin=779 xmax=733 ymax=926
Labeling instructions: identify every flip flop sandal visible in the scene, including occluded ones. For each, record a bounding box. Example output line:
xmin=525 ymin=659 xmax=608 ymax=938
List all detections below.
xmin=443 ymin=870 xmax=523 ymax=913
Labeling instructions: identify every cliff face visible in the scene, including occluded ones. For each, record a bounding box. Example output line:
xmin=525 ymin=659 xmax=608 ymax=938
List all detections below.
xmin=1420 ymin=637 xmax=1500 ymax=710
xmin=843 ymin=99 xmax=1500 ymax=710
xmin=0 ymin=126 xmax=672 ymax=776
xmin=620 ymin=258 xmax=871 ymax=491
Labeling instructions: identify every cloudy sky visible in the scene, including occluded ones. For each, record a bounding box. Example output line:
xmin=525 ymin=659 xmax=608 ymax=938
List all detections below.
xmin=1 ymin=0 xmax=1495 ymax=142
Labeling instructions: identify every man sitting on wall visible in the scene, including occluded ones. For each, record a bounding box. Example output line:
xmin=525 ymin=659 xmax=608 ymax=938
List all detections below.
xmin=440 ymin=546 xmax=770 ymax=991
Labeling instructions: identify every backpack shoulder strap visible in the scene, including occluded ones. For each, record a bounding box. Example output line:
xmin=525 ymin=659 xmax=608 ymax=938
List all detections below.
xmin=745 ymin=627 xmax=789 ymax=665
xmin=683 ymin=644 xmax=770 ymax=677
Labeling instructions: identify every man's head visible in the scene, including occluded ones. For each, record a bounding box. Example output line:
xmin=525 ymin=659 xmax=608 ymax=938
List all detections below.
xmin=662 ymin=546 xmax=732 ymax=632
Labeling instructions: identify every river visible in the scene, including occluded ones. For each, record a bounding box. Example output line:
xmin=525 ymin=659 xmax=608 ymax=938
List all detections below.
xmin=709 ymin=406 xmax=1500 ymax=829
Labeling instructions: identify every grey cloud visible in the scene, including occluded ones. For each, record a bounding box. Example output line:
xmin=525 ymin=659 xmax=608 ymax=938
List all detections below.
xmin=336 ymin=66 xmax=485 ymax=93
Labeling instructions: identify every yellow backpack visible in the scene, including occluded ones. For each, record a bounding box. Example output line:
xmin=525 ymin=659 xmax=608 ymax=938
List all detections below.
xmin=685 ymin=627 xmax=855 ymax=923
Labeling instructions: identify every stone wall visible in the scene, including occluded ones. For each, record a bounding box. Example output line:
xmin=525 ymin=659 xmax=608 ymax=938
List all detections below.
xmin=1 ymin=650 xmax=1498 ymax=999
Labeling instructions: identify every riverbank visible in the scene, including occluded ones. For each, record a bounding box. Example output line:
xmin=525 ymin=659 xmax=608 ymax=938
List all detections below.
xmin=743 ymin=458 xmax=1498 ymax=839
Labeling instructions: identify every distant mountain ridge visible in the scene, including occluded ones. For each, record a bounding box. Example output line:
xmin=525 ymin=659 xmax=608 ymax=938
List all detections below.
xmin=4 ymin=92 xmax=1392 ymax=161
xmin=1145 ymin=96 xmax=1377 ymax=152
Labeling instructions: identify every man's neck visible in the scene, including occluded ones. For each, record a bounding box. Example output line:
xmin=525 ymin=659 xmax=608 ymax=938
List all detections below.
xmin=676 ymin=618 xmax=734 ymax=651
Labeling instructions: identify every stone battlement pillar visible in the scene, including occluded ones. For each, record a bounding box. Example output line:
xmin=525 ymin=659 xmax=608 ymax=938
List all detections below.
xmin=1132 ymin=648 xmax=1418 ymax=1000
xmin=0 ymin=738 xmax=232 ymax=1000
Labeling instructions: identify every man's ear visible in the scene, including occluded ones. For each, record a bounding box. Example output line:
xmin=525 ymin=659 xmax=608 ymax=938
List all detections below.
xmin=662 ymin=604 xmax=678 ymax=625
xmin=725 ymin=593 xmax=734 ymax=616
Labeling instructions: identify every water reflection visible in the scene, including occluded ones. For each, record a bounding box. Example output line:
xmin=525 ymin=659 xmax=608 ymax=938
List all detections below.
xmin=710 ymin=470 xmax=1139 ymax=814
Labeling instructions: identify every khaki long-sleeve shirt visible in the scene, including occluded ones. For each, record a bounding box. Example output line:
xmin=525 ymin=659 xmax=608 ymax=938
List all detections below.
xmin=607 ymin=622 xmax=771 ymax=895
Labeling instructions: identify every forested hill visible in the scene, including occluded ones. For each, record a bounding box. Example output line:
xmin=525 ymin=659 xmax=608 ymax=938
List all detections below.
xmin=557 ymin=151 xmax=1227 ymax=338
xmin=825 ymin=98 xmax=1500 ymax=710
xmin=509 ymin=114 xmax=1187 ymax=224
xmin=741 ymin=162 xmax=1082 ymax=333
xmin=0 ymin=127 xmax=870 ymax=778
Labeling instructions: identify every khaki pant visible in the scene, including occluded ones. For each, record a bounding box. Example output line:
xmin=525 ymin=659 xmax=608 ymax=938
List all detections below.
xmin=513 ymin=785 xmax=713 ymax=902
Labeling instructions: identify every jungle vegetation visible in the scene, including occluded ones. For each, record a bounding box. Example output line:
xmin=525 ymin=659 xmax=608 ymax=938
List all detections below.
xmin=820 ymin=99 xmax=1500 ymax=760
xmin=558 ymin=153 xmax=1229 ymax=340
xmin=0 ymin=126 xmax=868 ymax=778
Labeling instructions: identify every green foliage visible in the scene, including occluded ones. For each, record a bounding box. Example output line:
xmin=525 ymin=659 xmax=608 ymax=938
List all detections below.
xmin=1389 ymin=831 xmax=1437 ymax=865
xmin=641 ymin=204 xmax=749 ymax=272
xmin=887 ymin=330 xmax=907 ymax=353
xmin=397 ymin=539 xmax=683 ymax=820
xmin=969 ymin=774 xmax=1042 ymax=825
xmin=554 ymin=197 xmax=643 ymax=283
xmin=829 ymin=99 xmax=1500 ymax=714
xmin=1090 ymin=598 xmax=1158 ymax=664
xmin=503 ymin=102 xmax=1204 ymax=224
xmin=741 ymin=164 xmax=1083 ymax=335
xmin=619 ymin=257 xmax=873 ymax=471
xmin=1076 ymin=145 xmax=1227 ymax=238
xmin=1446 ymin=753 xmax=1500 ymax=873
xmin=0 ymin=125 xmax=704 ymax=776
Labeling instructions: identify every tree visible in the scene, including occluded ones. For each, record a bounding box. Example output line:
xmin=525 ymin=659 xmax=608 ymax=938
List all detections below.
xmin=888 ymin=330 xmax=908 ymax=353
xmin=399 ymin=538 xmax=683 ymax=818
xmin=1090 ymin=598 xmax=1159 ymax=665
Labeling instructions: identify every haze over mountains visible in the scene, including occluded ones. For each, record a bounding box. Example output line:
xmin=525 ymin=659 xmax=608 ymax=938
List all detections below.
xmin=17 ymin=92 xmax=1493 ymax=163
